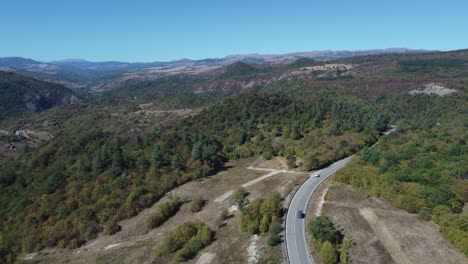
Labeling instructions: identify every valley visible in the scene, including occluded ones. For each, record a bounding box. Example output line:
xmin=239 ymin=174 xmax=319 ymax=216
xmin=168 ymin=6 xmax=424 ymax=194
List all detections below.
xmin=0 ymin=48 xmax=467 ymax=264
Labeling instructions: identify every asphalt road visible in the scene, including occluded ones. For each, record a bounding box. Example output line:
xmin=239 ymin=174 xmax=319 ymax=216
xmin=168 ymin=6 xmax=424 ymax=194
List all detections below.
xmin=285 ymin=156 xmax=352 ymax=264
xmin=285 ymin=126 xmax=396 ymax=264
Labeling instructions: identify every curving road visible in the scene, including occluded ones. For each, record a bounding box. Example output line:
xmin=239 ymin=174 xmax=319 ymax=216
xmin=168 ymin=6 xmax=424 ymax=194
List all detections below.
xmin=285 ymin=156 xmax=352 ymax=264
xmin=285 ymin=126 xmax=396 ymax=264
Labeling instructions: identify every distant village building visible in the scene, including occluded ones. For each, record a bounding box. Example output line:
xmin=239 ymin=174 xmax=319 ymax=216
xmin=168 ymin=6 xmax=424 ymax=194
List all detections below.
xmin=15 ymin=130 xmax=30 ymax=139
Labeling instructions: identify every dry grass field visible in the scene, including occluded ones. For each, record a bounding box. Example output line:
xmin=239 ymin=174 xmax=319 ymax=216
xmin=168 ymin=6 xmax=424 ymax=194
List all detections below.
xmin=308 ymin=182 xmax=468 ymax=264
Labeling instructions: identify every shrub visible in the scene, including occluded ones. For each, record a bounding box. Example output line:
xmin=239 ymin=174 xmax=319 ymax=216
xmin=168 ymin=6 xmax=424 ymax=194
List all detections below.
xmin=233 ymin=187 xmax=249 ymax=209
xmin=267 ymin=233 xmax=282 ymax=246
xmin=147 ymin=197 xmax=183 ymax=229
xmin=215 ymin=208 xmax=230 ymax=227
xmin=233 ymin=187 xmax=248 ymax=203
xmin=239 ymin=192 xmax=283 ymax=235
xmin=269 ymin=222 xmax=282 ymax=235
xmin=417 ymin=209 xmax=432 ymax=221
xmin=156 ymin=222 xmax=200 ymax=256
xmin=308 ymin=216 xmax=338 ymax=244
xmin=104 ymin=219 xmax=121 ymax=235
xmin=320 ymin=241 xmax=337 ymax=264
xmin=339 ymin=237 xmax=355 ymax=264
xmin=156 ymin=221 xmax=213 ymax=262
xmin=189 ymin=196 xmax=205 ymax=212
xmin=173 ymin=224 xmax=213 ymax=262
xmin=286 ymin=156 xmax=297 ymax=169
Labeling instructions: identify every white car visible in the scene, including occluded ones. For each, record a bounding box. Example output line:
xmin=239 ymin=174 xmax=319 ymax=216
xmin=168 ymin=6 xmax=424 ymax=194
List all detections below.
xmin=313 ymin=172 xmax=320 ymax=178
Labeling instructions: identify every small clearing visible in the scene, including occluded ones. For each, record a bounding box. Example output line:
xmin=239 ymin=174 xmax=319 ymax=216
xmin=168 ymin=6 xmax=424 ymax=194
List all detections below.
xmin=409 ymin=83 xmax=457 ymax=96
xmin=214 ymin=162 xmax=308 ymax=203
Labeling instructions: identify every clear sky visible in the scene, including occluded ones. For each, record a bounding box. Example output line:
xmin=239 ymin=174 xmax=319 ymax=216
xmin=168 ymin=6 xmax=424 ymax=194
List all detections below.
xmin=1 ymin=0 xmax=467 ymax=62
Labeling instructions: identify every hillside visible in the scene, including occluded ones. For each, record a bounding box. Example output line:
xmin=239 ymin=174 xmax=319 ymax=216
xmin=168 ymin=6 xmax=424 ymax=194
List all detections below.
xmin=0 ymin=71 xmax=81 ymax=122
xmin=0 ymin=50 xmax=466 ymax=263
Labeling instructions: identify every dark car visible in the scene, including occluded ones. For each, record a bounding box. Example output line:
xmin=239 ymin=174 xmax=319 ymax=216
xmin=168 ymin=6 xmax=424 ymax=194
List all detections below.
xmin=297 ymin=210 xmax=305 ymax=219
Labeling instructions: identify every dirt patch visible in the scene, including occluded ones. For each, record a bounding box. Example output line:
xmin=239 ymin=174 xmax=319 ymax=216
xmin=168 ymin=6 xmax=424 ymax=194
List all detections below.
xmin=247 ymin=235 xmax=262 ymax=264
xmin=314 ymin=184 xmax=468 ymax=264
xmin=196 ymin=252 xmax=215 ymax=264
xmin=249 ymin=156 xmax=286 ymax=170
xmin=359 ymin=207 xmax=412 ymax=264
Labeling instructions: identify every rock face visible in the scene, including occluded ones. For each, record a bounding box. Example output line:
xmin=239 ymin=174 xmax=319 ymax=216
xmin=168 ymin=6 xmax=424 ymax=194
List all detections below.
xmin=0 ymin=70 xmax=82 ymax=121
xmin=409 ymin=83 xmax=457 ymax=96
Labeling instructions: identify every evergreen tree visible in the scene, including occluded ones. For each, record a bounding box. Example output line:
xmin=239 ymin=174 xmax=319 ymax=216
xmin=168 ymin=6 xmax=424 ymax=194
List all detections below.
xmin=151 ymin=145 xmax=164 ymax=169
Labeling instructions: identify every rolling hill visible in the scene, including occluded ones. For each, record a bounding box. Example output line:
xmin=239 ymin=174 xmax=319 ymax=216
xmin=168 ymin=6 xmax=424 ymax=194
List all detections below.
xmin=0 ymin=71 xmax=81 ymax=122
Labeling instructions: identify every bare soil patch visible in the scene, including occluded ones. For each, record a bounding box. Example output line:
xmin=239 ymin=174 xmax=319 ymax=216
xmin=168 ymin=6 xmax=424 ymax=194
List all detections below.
xmin=310 ymin=183 xmax=468 ymax=264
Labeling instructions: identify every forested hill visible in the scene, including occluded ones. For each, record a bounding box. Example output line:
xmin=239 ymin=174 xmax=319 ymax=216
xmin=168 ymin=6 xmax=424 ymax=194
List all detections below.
xmin=0 ymin=71 xmax=81 ymax=122
xmin=0 ymin=50 xmax=467 ymax=262
xmin=0 ymin=91 xmax=390 ymax=261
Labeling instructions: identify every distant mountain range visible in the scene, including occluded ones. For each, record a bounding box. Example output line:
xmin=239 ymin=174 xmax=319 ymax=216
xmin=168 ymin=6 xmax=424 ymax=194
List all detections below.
xmin=0 ymin=48 xmax=434 ymax=89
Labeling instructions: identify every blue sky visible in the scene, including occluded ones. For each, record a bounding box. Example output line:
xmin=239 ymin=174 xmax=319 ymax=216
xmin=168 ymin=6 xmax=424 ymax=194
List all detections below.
xmin=1 ymin=0 xmax=467 ymax=62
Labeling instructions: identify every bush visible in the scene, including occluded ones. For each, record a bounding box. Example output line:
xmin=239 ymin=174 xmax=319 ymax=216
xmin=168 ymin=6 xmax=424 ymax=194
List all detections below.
xmin=339 ymin=237 xmax=354 ymax=264
xmin=156 ymin=222 xmax=200 ymax=256
xmin=173 ymin=224 xmax=213 ymax=262
xmin=215 ymin=208 xmax=230 ymax=227
xmin=320 ymin=241 xmax=337 ymax=264
xmin=239 ymin=192 xmax=283 ymax=235
xmin=286 ymin=156 xmax=297 ymax=169
xmin=269 ymin=222 xmax=282 ymax=235
xmin=233 ymin=187 xmax=248 ymax=203
xmin=308 ymin=216 xmax=338 ymax=244
xmin=189 ymin=196 xmax=205 ymax=212
xmin=417 ymin=209 xmax=432 ymax=221
xmin=263 ymin=150 xmax=273 ymax=160
xmin=267 ymin=233 xmax=282 ymax=246
xmin=304 ymin=156 xmax=320 ymax=171
xmin=233 ymin=187 xmax=249 ymax=209
xmin=104 ymin=219 xmax=121 ymax=235
xmin=147 ymin=197 xmax=183 ymax=229
xmin=156 ymin=221 xmax=213 ymax=262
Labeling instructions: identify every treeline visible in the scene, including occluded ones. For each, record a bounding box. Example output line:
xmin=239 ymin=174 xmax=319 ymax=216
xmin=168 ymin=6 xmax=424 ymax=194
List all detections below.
xmin=190 ymin=93 xmax=387 ymax=169
xmin=399 ymin=58 xmax=465 ymax=73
